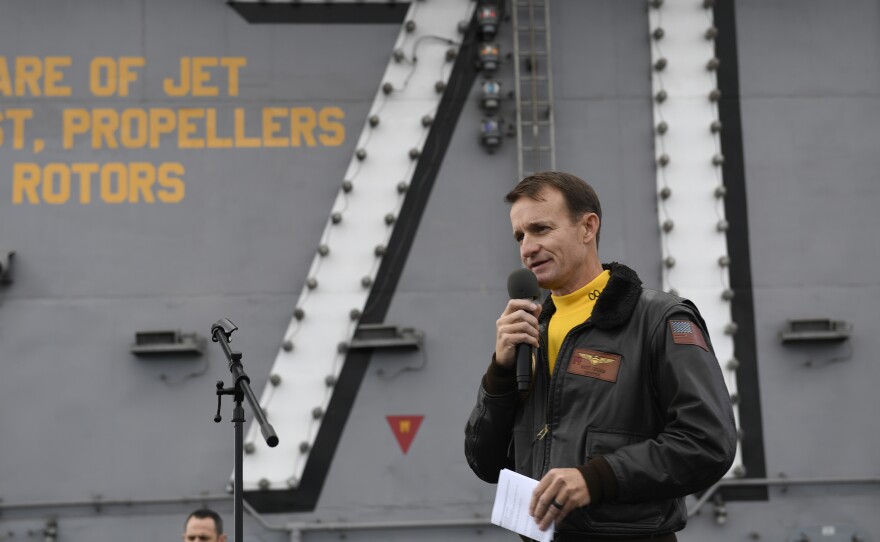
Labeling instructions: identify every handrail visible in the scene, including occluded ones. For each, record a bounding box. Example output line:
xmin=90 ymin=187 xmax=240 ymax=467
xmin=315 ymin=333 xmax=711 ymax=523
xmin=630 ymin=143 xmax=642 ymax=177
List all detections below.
xmin=688 ymin=475 xmax=880 ymax=516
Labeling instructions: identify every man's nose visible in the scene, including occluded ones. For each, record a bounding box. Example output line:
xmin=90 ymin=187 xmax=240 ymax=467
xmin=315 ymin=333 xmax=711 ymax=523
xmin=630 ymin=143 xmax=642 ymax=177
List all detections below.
xmin=520 ymin=237 xmax=539 ymax=260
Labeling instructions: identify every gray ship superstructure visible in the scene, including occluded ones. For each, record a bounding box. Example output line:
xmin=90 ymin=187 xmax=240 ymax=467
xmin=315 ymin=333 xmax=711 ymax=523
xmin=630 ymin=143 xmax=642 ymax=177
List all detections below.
xmin=0 ymin=1 xmax=877 ymax=541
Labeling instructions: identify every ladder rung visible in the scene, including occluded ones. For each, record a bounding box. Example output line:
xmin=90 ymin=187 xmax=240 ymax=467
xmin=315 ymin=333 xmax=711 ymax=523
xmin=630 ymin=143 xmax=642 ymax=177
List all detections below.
xmin=519 ymin=75 xmax=549 ymax=81
xmin=515 ymin=26 xmax=547 ymax=32
xmin=521 ymin=120 xmax=551 ymax=126
xmin=522 ymin=146 xmax=552 ymax=152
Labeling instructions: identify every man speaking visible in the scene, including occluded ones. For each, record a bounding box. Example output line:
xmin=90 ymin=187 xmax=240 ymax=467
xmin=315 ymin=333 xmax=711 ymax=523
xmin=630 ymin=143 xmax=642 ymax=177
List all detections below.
xmin=465 ymin=172 xmax=736 ymax=541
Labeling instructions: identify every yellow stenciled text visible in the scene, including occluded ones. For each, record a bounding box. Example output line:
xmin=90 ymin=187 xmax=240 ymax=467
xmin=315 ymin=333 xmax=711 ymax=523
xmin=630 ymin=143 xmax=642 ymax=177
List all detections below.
xmin=163 ymin=57 xmax=246 ymax=97
xmin=61 ymin=106 xmax=345 ymax=149
xmin=0 ymin=56 xmax=72 ymax=97
xmin=12 ymin=162 xmax=185 ymax=205
xmin=0 ymin=109 xmax=33 ymax=149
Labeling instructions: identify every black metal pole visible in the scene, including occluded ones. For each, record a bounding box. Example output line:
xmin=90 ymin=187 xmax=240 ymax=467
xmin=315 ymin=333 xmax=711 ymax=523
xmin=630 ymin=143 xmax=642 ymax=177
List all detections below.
xmin=233 ymin=396 xmax=244 ymax=542
xmin=211 ymin=318 xmax=279 ymax=542
xmin=214 ymin=337 xmax=278 ymax=447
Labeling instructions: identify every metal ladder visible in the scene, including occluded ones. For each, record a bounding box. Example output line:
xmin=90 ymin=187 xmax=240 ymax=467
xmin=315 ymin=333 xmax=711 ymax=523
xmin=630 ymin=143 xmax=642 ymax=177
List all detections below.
xmin=512 ymin=0 xmax=556 ymax=179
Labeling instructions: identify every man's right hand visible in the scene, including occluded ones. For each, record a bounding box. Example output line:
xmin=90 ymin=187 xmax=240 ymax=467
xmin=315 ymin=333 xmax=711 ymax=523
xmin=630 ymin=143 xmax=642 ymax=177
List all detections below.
xmin=494 ymin=299 xmax=542 ymax=368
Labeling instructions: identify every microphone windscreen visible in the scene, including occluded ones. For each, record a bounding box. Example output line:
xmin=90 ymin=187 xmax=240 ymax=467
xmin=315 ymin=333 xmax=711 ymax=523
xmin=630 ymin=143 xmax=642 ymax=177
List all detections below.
xmin=507 ymin=268 xmax=540 ymax=300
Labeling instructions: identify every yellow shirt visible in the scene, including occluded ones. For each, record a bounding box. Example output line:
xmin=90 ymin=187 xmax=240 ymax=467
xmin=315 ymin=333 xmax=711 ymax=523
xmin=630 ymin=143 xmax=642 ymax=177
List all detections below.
xmin=547 ymin=270 xmax=611 ymax=374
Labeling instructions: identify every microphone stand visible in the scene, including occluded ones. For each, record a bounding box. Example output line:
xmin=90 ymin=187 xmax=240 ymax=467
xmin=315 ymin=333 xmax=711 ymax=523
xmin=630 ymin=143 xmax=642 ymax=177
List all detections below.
xmin=211 ymin=318 xmax=279 ymax=542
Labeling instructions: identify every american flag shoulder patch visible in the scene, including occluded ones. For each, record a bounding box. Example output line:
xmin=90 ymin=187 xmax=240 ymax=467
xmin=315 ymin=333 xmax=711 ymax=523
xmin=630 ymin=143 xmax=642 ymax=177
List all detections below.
xmin=669 ymin=320 xmax=709 ymax=352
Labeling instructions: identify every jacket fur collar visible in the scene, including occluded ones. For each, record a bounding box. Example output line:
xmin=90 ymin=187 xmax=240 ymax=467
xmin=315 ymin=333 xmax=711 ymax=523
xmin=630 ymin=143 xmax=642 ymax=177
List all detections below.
xmin=540 ymin=262 xmax=643 ymax=330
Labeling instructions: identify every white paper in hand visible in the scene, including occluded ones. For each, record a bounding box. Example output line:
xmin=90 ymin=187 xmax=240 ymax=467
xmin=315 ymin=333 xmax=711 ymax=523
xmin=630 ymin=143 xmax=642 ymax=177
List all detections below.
xmin=490 ymin=469 xmax=554 ymax=542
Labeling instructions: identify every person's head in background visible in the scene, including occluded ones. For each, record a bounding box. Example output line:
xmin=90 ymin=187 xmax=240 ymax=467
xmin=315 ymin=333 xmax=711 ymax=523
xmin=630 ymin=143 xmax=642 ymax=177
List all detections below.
xmin=183 ymin=509 xmax=226 ymax=542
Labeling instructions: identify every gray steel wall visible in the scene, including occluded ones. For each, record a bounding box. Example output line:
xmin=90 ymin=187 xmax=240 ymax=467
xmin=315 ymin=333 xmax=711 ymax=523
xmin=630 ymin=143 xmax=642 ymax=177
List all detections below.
xmin=683 ymin=0 xmax=880 ymax=539
xmin=1 ymin=1 xmax=876 ymax=541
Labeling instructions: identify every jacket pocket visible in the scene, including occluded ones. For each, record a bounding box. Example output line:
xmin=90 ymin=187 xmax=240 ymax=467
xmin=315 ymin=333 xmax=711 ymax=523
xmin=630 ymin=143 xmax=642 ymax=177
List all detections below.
xmin=578 ymin=428 xmax=666 ymax=530
xmin=512 ymin=425 xmax=539 ymax=475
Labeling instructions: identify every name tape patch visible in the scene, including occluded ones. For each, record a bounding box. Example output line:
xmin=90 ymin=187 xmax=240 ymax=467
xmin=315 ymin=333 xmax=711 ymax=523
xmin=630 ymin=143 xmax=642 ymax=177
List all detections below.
xmin=567 ymin=349 xmax=621 ymax=383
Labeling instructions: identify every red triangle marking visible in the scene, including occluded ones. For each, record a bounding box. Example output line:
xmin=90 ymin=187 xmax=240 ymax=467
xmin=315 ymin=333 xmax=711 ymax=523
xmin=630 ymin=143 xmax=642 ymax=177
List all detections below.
xmin=386 ymin=415 xmax=424 ymax=454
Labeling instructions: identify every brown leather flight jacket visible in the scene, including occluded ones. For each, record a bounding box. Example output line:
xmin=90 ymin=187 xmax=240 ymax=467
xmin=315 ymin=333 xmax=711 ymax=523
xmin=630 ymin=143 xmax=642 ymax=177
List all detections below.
xmin=465 ymin=262 xmax=737 ymax=538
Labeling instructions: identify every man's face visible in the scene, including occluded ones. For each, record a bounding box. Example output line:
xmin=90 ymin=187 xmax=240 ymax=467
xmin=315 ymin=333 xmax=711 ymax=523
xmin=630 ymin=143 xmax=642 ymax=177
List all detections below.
xmin=183 ymin=517 xmax=226 ymax=542
xmin=510 ymin=187 xmax=595 ymax=296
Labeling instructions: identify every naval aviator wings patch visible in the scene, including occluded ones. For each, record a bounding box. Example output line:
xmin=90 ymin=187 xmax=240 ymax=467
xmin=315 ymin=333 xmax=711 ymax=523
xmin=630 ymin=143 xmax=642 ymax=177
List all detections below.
xmin=567 ymin=349 xmax=621 ymax=383
xmin=669 ymin=320 xmax=709 ymax=352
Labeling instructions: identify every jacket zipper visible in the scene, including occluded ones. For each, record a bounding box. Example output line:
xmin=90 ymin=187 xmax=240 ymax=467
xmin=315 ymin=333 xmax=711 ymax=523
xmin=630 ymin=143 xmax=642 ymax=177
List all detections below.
xmin=539 ymin=319 xmax=593 ymax=477
xmin=535 ymin=326 xmax=551 ymax=443
xmin=536 ymin=425 xmax=549 ymax=441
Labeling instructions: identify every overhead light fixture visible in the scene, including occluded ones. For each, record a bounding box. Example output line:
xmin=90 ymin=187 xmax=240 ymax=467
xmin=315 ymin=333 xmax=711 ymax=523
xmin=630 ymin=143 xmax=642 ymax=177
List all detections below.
xmin=478 ymin=43 xmax=500 ymax=74
xmin=476 ymin=4 xmax=500 ymax=40
xmin=479 ymin=80 xmax=502 ymax=113
xmin=479 ymin=117 xmax=502 ymax=152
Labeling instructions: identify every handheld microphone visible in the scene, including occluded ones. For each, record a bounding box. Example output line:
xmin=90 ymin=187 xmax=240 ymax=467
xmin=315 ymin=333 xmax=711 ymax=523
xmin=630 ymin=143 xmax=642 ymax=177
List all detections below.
xmin=507 ymin=268 xmax=541 ymax=392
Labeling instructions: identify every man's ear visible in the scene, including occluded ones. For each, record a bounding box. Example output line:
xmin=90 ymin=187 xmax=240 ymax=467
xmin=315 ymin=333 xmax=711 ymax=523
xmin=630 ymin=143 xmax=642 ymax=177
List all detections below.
xmin=219 ymin=534 xmax=228 ymax=542
xmin=582 ymin=213 xmax=600 ymax=243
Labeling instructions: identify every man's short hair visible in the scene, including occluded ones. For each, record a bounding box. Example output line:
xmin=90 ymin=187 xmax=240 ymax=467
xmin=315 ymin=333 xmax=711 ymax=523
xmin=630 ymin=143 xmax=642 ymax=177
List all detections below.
xmin=505 ymin=171 xmax=603 ymax=245
xmin=185 ymin=508 xmax=223 ymax=535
